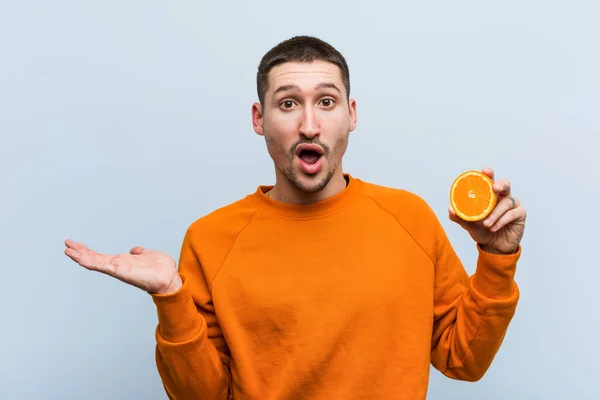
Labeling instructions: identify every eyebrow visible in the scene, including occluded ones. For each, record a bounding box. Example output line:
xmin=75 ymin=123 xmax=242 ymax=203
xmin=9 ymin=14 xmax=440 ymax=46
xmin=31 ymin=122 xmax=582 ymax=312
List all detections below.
xmin=272 ymin=82 xmax=342 ymax=97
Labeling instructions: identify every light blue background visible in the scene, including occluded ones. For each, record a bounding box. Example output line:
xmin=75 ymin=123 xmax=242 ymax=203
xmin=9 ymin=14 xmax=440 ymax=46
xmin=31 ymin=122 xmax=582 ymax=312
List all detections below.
xmin=2 ymin=1 xmax=598 ymax=399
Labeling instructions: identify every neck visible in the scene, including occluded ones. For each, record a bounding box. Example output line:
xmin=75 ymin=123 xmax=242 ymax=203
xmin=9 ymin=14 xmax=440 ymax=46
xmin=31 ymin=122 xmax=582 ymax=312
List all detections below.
xmin=266 ymin=168 xmax=348 ymax=205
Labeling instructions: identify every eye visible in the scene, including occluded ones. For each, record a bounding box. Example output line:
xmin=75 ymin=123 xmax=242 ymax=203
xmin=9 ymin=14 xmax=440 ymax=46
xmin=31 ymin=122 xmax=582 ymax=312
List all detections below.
xmin=320 ymin=98 xmax=335 ymax=108
xmin=280 ymin=100 xmax=296 ymax=109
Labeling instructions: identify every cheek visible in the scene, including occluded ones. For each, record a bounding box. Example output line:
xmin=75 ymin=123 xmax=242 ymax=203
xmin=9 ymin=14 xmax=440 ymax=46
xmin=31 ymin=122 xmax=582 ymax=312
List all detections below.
xmin=265 ymin=116 xmax=298 ymax=146
xmin=268 ymin=112 xmax=298 ymax=134
xmin=322 ymin=114 xmax=350 ymax=140
xmin=264 ymin=126 xmax=294 ymax=162
xmin=321 ymin=108 xmax=350 ymax=129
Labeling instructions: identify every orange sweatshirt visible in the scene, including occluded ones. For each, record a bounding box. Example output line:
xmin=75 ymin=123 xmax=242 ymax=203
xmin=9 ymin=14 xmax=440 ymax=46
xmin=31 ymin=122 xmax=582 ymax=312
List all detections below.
xmin=151 ymin=174 xmax=520 ymax=400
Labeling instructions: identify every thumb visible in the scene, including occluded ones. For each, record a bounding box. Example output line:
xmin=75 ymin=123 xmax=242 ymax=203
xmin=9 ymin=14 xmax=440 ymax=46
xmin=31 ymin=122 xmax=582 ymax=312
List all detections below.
xmin=448 ymin=206 xmax=471 ymax=230
xmin=130 ymin=246 xmax=147 ymax=255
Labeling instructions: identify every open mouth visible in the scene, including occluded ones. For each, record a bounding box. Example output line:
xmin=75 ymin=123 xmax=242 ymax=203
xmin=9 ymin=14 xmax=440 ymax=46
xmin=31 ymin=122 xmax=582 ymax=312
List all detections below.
xmin=298 ymin=149 xmax=322 ymax=165
xmin=294 ymin=144 xmax=325 ymax=174
xmin=295 ymin=144 xmax=324 ymax=163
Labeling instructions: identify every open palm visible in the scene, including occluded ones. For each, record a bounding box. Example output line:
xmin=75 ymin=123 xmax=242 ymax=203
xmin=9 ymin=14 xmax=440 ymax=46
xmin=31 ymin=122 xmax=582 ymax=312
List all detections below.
xmin=64 ymin=239 xmax=181 ymax=294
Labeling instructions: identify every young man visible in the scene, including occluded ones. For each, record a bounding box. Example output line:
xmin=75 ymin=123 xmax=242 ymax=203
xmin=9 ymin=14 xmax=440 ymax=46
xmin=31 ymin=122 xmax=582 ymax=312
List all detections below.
xmin=64 ymin=36 xmax=527 ymax=399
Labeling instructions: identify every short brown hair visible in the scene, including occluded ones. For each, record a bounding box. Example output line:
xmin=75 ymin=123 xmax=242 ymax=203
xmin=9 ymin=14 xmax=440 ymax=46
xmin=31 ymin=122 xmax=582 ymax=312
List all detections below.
xmin=256 ymin=36 xmax=350 ymax=105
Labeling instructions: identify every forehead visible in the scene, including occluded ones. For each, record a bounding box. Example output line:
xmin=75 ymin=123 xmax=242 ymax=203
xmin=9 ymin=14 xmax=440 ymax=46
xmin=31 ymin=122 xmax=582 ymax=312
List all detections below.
xmin=267 ymin=60 xmax=344 ymax=95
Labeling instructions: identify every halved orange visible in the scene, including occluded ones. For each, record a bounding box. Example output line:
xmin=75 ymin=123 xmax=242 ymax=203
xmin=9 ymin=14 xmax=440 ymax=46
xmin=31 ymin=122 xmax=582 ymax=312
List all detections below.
xmin=450 ymin=170 xmax=497 ymax=221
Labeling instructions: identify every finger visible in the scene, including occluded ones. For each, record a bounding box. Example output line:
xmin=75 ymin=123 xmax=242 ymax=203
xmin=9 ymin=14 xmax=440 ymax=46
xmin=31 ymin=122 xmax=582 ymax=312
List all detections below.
xmin=64 ymin=239 xmax=87 ymax=260
xmin=482 ymin=167 xmax=494 ymax=182
xmin=65 ymin=239 xmax=91 ymax=254
xmin=448 ymin=206 xmax=473 ymax=230
xmin=64 ymin=240 xmax=110 ymax=271
xmin=490 ymin=205 xmax=525 ymax=232
xmin=130 ymin=246 xmax=146 ymax=255
xmin=78 ymin=250 xmax=111 ymax=271
xmin=65 ymin=239 xmax=80 ymax=251
xmin=484 ymin=196 xmax=520 ymax=228
xmin=492 ymin=179 xmax=511 ymax=197
xmin=64 ymin=248 xmax=83 ymax=263
xmin=65 ymin=247 xmax=99 ymax=268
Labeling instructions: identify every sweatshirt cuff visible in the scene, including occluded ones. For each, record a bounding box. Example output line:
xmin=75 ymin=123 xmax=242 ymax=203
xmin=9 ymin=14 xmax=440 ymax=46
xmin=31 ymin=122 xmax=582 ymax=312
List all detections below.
xmin=472 ymin=244 xmax=521 ymax=298
xmin=151 ymin=273 xmax=204 ymax=343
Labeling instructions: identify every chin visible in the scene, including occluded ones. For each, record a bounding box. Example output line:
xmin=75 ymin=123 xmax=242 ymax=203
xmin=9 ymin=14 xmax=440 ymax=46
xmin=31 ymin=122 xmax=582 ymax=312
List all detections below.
xmin=290 ymin=169 xmax=335 ymax=194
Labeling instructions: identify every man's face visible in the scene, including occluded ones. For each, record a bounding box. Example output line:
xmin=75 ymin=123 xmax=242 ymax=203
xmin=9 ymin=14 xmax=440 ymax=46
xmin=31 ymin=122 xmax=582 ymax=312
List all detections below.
xmin=252 ymin=60 xmax=357 ymax=194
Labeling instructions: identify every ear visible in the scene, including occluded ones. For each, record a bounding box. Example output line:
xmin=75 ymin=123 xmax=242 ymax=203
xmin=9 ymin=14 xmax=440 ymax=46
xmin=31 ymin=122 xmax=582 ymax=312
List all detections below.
xmin=252 ymin=102 xmax=264 ymax=136
xmin=348 ymin=98 xmax=357 ymax=132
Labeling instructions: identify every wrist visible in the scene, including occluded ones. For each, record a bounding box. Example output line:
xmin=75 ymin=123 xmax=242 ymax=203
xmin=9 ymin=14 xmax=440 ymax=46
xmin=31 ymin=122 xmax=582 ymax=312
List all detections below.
xmin=479 ymin=243 xmax=518 ymax=255
xmin=154 ymin=273 xmax=183 ymax=295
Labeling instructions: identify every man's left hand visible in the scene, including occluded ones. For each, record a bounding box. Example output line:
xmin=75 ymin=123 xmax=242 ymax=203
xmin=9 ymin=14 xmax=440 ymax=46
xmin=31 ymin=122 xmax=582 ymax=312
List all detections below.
xmin=448 ymin=167 xmax=527 ymax=255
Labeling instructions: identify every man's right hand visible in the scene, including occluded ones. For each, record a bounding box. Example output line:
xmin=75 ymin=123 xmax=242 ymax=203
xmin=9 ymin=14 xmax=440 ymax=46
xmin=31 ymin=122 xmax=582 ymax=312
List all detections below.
xmin=64 ymin=239 xmax=182 ymax=295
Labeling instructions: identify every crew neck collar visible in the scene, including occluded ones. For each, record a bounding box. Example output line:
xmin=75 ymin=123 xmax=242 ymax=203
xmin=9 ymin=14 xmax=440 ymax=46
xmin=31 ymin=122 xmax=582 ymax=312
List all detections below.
xmin=247 ymin=173 xmax=363 ymax=219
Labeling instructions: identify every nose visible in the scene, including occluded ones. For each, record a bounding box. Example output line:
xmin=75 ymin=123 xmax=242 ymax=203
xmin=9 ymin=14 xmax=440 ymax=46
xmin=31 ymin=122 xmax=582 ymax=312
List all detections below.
xmin=299 ymin=106 xmax=319 ymax=139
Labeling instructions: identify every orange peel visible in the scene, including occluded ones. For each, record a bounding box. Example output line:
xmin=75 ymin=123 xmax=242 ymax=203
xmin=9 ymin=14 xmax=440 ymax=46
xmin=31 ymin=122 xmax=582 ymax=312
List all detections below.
xmin=449 ymin=170 xmax=497 ymax=221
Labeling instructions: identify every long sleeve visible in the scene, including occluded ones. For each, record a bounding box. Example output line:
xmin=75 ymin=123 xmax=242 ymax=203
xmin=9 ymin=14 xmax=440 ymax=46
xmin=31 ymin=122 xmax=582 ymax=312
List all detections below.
xmin=429 ymin=219 xmax=521 ymax=381
xmin=151 ymin=229 xmax=232 ymax=400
